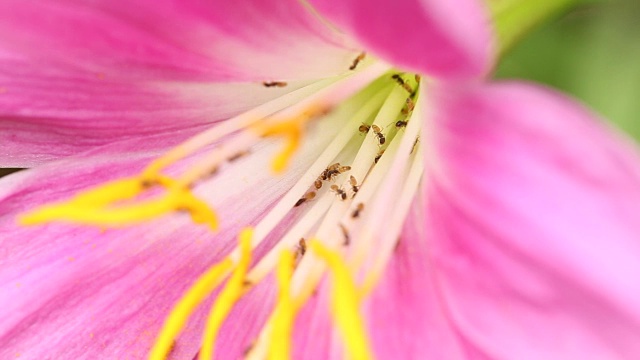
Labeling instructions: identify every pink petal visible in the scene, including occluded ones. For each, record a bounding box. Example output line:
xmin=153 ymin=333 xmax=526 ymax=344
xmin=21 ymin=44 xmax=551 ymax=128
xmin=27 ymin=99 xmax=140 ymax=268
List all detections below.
xmin=418 ymin=82 xmax=640 ymax=358
xmin=0 ymin=59 xmax=308 ymax=167
xmin=291 ymin=281 xmax=335 ymax=360
xmin=0 ymin=0 xmax=362 ymax=166
xmin=0 ymin=0 xmax=357 ymax=82
xmin=0 ymin=129 xmax=334 ymax=358
xmin=365 ymin=199 xmax=481 ymax=360
xmin=306 ymin=0 xmax=494 ymax=79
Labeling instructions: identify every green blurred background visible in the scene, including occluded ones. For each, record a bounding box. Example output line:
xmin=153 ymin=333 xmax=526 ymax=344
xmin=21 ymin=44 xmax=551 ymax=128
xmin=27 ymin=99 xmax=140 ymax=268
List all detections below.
xmin=496 ymin=0 xmax=640 ymax=139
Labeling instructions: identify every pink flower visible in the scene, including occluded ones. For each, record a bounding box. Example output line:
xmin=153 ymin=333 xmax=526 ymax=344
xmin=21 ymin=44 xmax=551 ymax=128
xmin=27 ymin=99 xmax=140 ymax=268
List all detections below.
xmin=2 ymin=0 xmax=640 ymax=359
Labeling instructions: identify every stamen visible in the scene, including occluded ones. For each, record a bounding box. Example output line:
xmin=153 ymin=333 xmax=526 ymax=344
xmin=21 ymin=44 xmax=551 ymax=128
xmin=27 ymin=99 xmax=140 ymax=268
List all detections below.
xmin=348 ymin=90 xmax=423 ymax=273
xmin=70 ymin=177 xmax=145 ymax=206
xmin=149 ymin=258 xmax=234 ymax=360
xmin=252 ymin=104 xmax=328 ymax=173
xmin=309 ymin=241 xmax=373 ymax=360
xmin=241 ymin=86 xmax=392 ymax=285
xmin=267 ymin=250 xmax=297 ymax=360
xmin=256 ymin=84 xmax=410 ymax=318
xmin=245 ymin=191 xmax=335 ymax=284
xmin=271 ymin=127 xmax=300 ymax=174
xmin=243 ymin=83 xmax=418 ymax=359
xmin=199 ymin=228 xmax=253 ymax=360
xmin=19 ymin=179 xmax=218 ymax=230
xmin=241 ymin=82 xmax=402 ymax=359
xmin=179 ymin=71 xmax=422 ymax=359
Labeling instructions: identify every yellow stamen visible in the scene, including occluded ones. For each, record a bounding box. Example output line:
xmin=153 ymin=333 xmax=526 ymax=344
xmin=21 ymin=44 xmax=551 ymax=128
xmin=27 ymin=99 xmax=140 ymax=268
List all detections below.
xmin=310 ymin=241 xmax=373 ymax=360
xmin=20 ymin=197 xmax=173 ymax=226
xmin=19 ymin=178 xmax=218 ymax=231
xmin=149 ymin=258 xmax=233 ymax=360
xmin=199 ymin=228 xmax=253 ymax=360
xmin=58 ymin=174 xmax=174 ymax=207
xmin=270 ymin=124 xmax=301 ymax=174
xmin=253 ymin=105 xmax=327 ymax=173
xmin=267 ymin=250 xmax=297 ymax=360
xmin=176 ymin=191 xmax=219 ymax=231
xmin=71 ymin=177 xmax=144 ymax=206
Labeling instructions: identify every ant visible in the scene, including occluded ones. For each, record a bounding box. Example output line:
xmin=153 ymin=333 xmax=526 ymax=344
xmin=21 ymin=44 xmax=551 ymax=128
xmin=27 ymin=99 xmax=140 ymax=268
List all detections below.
xmin=294 ymin=191 xmax=316 ymax=207
xmin=351 ymin=202 xmax=364 ymax=218
xmin=395 ymin=119 xmax=408 ymax=129
xmin=349 ymin=175 xmax=360 ymax=196
xmin=349 ymin=52 xmax=366 ymax=70
xmin=391 ymin=74 xmax=414 ymax=93
xmin=262 ymin=81 xmax=287 ymax=87
xmin=359 ymin=123 xmax=371 ymax=134
xmin=371 ymin=125 xmax=386 ymax=145
xmin=374 ymin=149 xmax=385 ymax=164
xmin=331 ymin=185 xmax=348 ymax=200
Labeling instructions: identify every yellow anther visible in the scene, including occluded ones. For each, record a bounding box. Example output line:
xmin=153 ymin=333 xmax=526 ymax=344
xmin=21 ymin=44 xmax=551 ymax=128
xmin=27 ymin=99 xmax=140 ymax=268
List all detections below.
xmin=19 ymin=177 xmax=218 ymax=231
xmin=19 ymin=194 xmax=177 ymax=227
xmin=253 ymin=104 xmax=327 ymax=174
xmin=271 ymin=125 xmax=301 ymax=173
xmin=199 ymin=228 xmax=253 ymax=360
xmin=310 ymin=241 xmax=374 ymax=360
xmin=149 ymin=258 xmax=234 ymax=360
xmin=267 ymin=250 xmax=297 ymax=360
xmin=62 ymin=174 xmax=175 ymax=208
xmin=70 ymin=177 xmax=144 ymax=207
xmin=173 ymin=190 xmax=219 ymax=231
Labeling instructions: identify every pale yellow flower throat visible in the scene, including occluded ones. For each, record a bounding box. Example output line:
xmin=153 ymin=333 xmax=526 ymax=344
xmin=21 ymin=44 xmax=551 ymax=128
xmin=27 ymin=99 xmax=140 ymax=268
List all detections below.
xmin=20 ymin=64 xmax=423 ymax=360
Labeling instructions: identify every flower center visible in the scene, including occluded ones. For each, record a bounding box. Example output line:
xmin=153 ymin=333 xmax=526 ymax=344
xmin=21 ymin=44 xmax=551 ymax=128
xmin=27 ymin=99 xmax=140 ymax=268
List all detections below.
xmin=19 ymin=62 xmax=424 ymax=360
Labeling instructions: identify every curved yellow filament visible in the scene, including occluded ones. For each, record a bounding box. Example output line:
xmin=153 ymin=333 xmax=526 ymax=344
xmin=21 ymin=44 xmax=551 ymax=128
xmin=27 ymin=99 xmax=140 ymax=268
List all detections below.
xmin=252 ymin=104 xmax=326 ymax=174
xmin=19 ymin=178 xmax=218 ymax=231
xmin=310 ymin=241 xmax=373 ymax=360
xmin=267 ymin=250 xmax=297 ymax=360
xmin=148 ymin=259 xmax=233 ymax=360
xmin=71 ymin=177 xmax=144 ymax=206
xmin=199 ymin=228 xmax=253 ymax=360
xmin=271 ymin=125 xmax=302 ymax=173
